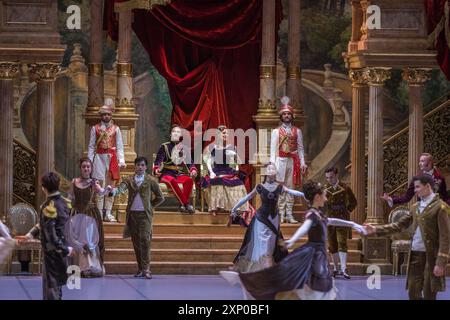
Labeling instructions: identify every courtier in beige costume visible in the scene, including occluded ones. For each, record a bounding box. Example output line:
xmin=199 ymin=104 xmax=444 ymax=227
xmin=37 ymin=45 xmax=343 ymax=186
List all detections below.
xmin=87 ymin=98 xmax=126 ymax=222
xmin=270 ymin=96 xmax=307 ymax=224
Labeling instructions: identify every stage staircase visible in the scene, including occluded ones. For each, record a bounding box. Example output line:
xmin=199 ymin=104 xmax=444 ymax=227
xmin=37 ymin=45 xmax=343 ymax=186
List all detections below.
xmin=102 ymin=211 xmax=374 ymax=275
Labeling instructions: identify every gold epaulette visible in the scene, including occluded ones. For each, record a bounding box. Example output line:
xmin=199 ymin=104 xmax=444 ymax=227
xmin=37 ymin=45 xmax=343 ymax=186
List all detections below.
xmin=441 ymin=203 xmax=450 ymax=215
xmin=43 ymin=201 xmax=57 ymax=219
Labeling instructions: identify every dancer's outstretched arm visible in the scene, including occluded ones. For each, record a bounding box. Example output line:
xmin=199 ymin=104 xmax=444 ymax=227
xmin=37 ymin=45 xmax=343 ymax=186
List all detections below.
xmin=230 ymin=188 xmax=257 ymax=216
xmin=282 ymin=186 xmax=305 ymax=198
xmin=285 ymin=219 xmax=312 ymax=248
xmin=0 ymin=221 xmax=11 ymax=239
xmin=328 ymin=218 xmax=367 ymax=235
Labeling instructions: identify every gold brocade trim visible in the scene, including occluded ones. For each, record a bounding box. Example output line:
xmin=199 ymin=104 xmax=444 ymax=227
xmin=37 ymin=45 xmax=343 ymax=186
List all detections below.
xmin=117 ymin=63 xmax=133 ymax=77
xmin=0 ymin=62 xmax=20 ymax=79
xmin=114 ymin=0 xmax=171 ymax=12
xmin=88 ymin=63 xmax=104 ymax=77
xmin=260 ymin=65 xmax=276 ymax=79
xmin=287 ymin=65 xmax=301 ymax=80
xmin=325 ymin=184 xmax=346 ymax=196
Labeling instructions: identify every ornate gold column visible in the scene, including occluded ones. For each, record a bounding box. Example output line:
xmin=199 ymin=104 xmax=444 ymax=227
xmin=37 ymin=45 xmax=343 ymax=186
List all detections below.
xmin=87 ymin=0 xmax=104 ymax=113
xmin=403 ymin=68 xmax=432 ymax=181
xmin=28 ymin=63 xmax=61 ymax=207
xmin=362 ymin=67 xmax=391 ymax=264
xmin=286 ymin=0 xmax=305 ymax=128
xmin=349 ymin=69 xmax=367 ymax=224
xmin=364 ymin=67 xmax=391 ymax=224
xmin=0 ymin=62 xmax=19 ymax=220
xmin=115 ymin=8 xmax=138 ymax=165
xmin=252 ymin=0 xmax=278 ymax=208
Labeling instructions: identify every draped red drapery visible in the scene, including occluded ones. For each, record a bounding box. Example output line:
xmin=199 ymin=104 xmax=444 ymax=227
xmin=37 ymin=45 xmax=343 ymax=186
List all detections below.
xmin=425 ymin=0 xmax=450 ymax=80
xmin=104 ymin=0 xmax=282 ymax=132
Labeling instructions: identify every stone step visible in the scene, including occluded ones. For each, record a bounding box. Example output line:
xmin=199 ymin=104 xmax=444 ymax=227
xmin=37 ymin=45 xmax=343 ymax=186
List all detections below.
xmin=103 ymin=261 xmax=386 ymax=275
xmin=104 ymin=248 xmax=363 ymax=263
xmin=140 ymin=211 xmax=232 ymax=224
xmin=104 ymin=248 xmax=237 ymax=262
xmin=104 ymin=261 xmax=231 ymax=275
xmin=116 ymin=210 xmax=309 ymax=224
xmin=104 ymin=234 xmax=362 ymax=250
xmin=103 ymin=223 xmax=300 ymax=236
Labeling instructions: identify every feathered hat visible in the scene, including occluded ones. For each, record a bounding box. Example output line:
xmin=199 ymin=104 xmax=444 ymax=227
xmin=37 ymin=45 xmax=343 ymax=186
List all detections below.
xmin=278 ymin=96 xmax=295 ymax=117
xmin=98 ymin=98 xmax=114 ymax=114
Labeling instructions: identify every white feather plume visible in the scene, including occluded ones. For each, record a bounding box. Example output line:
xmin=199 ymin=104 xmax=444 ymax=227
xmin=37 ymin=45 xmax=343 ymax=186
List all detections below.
xmin=105 ymin=98 xmax=114 ymax=106
xmin=280 ymin=96 xmax=290 ymax=105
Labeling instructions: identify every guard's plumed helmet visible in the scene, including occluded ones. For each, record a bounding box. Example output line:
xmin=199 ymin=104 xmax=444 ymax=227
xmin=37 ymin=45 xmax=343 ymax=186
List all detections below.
xmin=278 ymin=96 xmax=295 ymax=118
xmin=99 ymin=98 xmax=114 ymax=115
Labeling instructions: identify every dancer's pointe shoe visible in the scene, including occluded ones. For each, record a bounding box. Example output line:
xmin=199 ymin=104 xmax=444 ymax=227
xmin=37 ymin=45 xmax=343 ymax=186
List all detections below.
xmin=342 ymin=270 xmax=351 ymax=279
xmin=219 ymin=271 xmax=240 ymax=286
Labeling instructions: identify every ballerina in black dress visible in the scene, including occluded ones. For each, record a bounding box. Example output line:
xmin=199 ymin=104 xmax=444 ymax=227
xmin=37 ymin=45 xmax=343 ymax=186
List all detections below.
xmin=223 ymin=163 xmax=305 ymax=273
xmin=223 ymin=180 xmax=366 ymax=300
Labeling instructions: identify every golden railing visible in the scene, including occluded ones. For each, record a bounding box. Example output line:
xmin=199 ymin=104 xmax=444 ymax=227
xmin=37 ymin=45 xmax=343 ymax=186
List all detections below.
xmin=346 ymin=96 xmax=450 ymax=198
xmin=13 ymin=139 xmax=71 ymax=208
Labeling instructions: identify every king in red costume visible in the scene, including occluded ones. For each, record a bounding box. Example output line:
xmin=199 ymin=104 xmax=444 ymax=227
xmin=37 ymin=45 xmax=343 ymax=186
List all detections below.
xmin=153 ymin=125 xmax=198 ymax=214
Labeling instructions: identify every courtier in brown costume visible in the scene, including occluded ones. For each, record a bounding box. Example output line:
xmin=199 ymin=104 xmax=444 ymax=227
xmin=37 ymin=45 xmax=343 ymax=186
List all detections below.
xmin=324 ymin=167 xmax=357 ymax=279
xmin=366 ymin=175 xmax=450 ymax=300
xmin=110 ymin=157 xmax=164 ymax=279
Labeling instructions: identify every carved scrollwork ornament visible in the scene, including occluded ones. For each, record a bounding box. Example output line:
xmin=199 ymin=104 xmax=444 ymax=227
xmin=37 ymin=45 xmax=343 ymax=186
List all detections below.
xmin=28 ymin=63 xmax=61 ymax=82
xmin=0 ymin=62 xmax=20 ymax=79
xmin=402 ymin=68 xmax=432 ymax=86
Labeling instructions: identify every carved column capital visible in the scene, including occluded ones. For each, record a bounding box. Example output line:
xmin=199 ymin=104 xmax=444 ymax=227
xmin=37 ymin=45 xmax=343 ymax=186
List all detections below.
xmin=349 ymin=69 xmax=367 ymax=86
xmin=402 ymin=68 xmax=432 ymax=86
xmin=0 ymin=62 xmax=20 ymax=79
xmin=28 ymin=63 xmax=61 ymax=82
xmin=364 ymin=67 xmax=391 ymax=86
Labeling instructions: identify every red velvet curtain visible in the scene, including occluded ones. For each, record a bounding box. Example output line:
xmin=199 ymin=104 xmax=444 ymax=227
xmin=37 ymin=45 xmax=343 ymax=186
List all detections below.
xmin=425 ymin=0 xmax=450 ymax=80
xmin=104 ymin=0 xmax=282 ymax=132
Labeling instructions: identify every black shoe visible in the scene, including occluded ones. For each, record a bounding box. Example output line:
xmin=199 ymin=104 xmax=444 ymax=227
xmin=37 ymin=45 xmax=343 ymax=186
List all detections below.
xmin=134 ymin=271 xmax=143 ymax=278
xmin=342 ymin=270 xmax=351 ymax=279
xmin=142 ymin=270 xmax=152 ymax=279
xmin=179 ymin=205 xmax=187 ymax=213
xmin=186 ymin=204 xmax=195 ymax=214
xmin=332 ymin=270 xmax=339 ymax=278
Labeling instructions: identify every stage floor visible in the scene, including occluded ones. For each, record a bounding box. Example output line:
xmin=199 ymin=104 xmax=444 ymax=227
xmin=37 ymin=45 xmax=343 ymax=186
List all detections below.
xmin=1 ymin=275 xmax=450 ymax=300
